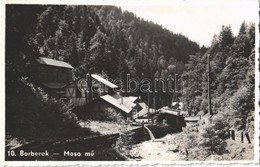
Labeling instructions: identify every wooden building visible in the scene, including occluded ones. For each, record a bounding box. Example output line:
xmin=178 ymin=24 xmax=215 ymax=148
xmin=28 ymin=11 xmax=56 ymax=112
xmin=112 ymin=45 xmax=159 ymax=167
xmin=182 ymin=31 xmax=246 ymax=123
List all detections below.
xmin=32 ymin=58 xmax=144 ymax=120
xmin=150 ymin=107 xmax=186 ymax=132
xmin=65 ymin=74 xmax=119 ymax=106
xmin=127 ymin=96 xmax=159 ymax=119
xmin=65 ymin=78 xmax=87 ymax=106
xmin=76 ymin=93 xmax=142 ymax=120
xmin=32 ymin=57 xmax=144 ymax=122
xmin=33 ymin=57 xmax=73 ymax=98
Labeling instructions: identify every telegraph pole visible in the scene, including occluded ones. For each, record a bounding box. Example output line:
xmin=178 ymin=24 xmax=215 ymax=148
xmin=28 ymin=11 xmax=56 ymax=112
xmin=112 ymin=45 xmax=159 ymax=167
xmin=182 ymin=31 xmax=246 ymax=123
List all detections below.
xmin=208 ymin=54 xmax=213 ymax=116
xmin=175 ymin=74 xmax=178 ymax=102
xmin=147 ymin=92 xmax=150 ymax=114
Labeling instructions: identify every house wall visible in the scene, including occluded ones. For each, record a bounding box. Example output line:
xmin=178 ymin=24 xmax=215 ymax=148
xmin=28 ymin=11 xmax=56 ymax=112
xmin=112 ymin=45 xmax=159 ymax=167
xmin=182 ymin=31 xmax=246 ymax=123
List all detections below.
xmin=151 ymin=113 xmax=185 ymax=132
xmin=74 ymin=98 xmax=132 ymax=121
xmin=65 ymin=79 xmax=108 ymax=107
xmin=66 ymin=83 xmax=86 ymax=106
xmin=36 ymin=65 xmax=73 ymax=83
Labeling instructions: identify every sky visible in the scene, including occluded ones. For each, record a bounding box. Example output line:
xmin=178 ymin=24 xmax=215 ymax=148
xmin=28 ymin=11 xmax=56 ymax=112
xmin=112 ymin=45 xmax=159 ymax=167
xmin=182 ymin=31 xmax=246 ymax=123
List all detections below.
xmin=119 ymin=0 xmax=258 ymax=47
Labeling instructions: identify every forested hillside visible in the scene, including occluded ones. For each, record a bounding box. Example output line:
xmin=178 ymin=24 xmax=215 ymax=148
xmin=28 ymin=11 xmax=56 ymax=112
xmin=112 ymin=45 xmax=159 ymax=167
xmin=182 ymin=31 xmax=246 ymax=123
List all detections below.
xmin=7 ymin=5 xmax=200 ymax=82
xmin=182 ymin=22 xmax=255 ymax=130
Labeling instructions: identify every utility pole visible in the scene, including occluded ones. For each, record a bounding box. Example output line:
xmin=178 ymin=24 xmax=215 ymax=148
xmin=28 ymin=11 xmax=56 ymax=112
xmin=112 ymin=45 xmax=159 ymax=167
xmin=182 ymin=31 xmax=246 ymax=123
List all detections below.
xmin=175 ymin=74 xmax=178 ymax=102
xmin=86 ymin=73 xmax=92 ymax=103
xmin=208 ymin=54 xmax=213 ymax=116
xmin=148 ymin=92 xmax=150 ymax=113
xmin=153 ymin=83 xmax=156 ymax=112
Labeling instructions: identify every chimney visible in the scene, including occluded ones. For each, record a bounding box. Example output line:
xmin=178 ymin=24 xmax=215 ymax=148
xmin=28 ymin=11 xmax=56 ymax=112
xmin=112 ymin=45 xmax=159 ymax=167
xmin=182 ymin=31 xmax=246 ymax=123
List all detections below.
xmin=117 ymin=91 xmax=123 ymax=104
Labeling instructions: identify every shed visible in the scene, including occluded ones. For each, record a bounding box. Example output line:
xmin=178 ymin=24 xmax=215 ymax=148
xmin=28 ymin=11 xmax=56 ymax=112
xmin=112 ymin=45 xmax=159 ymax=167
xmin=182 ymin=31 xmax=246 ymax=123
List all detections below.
xmin=150 ymin=107 xmax=186 ymax=132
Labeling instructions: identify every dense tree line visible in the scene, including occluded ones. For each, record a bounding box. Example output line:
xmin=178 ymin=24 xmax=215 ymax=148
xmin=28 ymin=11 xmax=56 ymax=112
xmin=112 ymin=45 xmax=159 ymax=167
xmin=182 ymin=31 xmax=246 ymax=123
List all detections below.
xmin=32 ymin=5 xmax=200 ymax=80
xmin=182 ymin=22 xmax=255 ymax=130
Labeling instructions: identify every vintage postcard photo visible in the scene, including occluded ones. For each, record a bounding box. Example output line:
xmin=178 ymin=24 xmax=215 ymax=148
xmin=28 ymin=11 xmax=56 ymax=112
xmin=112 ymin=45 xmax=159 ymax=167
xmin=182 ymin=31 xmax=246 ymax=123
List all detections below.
xmin=1 ymin=0 xmax=259 ymax=164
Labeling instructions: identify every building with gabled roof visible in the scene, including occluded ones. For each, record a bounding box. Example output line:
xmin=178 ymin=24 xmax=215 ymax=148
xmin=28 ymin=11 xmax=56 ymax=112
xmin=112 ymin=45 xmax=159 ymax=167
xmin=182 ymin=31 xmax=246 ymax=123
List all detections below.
xmin=76 ymin=93 xmax=142 ymax=120
xmin=100 ymin=94 xmax=141 ymax=114
xmin=33 ymin=57 xmax=143 ymax=121
xmin=65 ymin=74 xmax=120 ymax=106
xmin=134 ymin=102 xmax=149 ymax=118
xmin=150 ymin=106 xmax=186 ymax=132
xmin=32 ymin=57 xmax=73 ymax=98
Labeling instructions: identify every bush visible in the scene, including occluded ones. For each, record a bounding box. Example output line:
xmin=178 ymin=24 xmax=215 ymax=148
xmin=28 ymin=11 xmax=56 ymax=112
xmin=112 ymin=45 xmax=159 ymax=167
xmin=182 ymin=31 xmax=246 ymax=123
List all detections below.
xmin=200 ymin=114 xmax=229 ymax=155
xmin=104 ymin=107 xmax=125 ymax=123
xmin=184 ymin=130 xmax=199 ymax=150
xmin=6 ymin=78 xmax=90 ymax=140
xmin=228 ymin=86 xmax=254 ymax=130
xmin=200 ymin=125 xmax=227 ymax=155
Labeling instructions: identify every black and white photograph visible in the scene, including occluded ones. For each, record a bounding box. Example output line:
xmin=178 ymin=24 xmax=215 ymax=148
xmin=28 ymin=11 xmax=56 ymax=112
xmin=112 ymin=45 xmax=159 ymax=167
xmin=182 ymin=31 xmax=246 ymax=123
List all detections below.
xmin=2 ymin=0 xmax=259 ymax=163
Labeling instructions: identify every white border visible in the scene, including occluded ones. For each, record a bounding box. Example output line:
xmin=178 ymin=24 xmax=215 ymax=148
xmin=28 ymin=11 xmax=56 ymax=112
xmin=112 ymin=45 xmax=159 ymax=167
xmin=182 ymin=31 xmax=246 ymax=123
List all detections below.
xmin=0 ymin=0 xmax=5 ymax=165
xmin=0 ymin=0 xmax=259 ymax=166
xmin=254 ymin=0 xmax=260 ymax=162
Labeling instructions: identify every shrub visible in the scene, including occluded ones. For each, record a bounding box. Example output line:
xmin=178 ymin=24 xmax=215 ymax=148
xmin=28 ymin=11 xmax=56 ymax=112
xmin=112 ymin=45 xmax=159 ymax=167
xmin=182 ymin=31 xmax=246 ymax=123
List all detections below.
xmin=6 ymin=78 xmax=90 ymax=140
xmin=104 ymin=107 xmax=125 ymax=123
xmin=228 ymin=86 xmax=254 ymax=130
xmin=184 ymin=130 xmax=199 ymax=150
xmin=200 ymin=124 xmax=227 ymax=155
xmin=212 ymin=114 xmax=230 ymax=139
xmin=200 ymin=114 xmax=229 ymax=155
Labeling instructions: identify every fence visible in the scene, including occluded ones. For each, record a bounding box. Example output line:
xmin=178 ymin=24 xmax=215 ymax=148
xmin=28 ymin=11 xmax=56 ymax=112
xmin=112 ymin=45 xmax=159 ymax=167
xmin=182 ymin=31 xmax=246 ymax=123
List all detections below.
xmin=228 ymin=130 xmax=251 ymax=144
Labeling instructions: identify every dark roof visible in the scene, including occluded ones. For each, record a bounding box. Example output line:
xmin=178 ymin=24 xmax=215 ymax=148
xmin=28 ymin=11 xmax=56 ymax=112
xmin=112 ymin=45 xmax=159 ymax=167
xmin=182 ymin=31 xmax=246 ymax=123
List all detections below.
xmin=42 ymin=82 xmax=67 ymax=89
xmin=65 ymin=77 xmax=84 ymax=87
xmin=36 ymin=57 xmax=73 ymax=69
